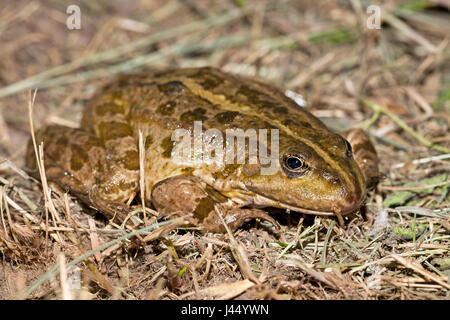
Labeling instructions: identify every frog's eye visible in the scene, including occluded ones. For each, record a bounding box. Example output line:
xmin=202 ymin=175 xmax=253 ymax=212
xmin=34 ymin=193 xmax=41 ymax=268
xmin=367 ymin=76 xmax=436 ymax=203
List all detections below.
xmin=286 ymin=156 xmax=303 ymax=170
xmin=344 ymin=139 xmax=353 ymax=157
xmin=281 ymin=155 xmax=309 ymax=178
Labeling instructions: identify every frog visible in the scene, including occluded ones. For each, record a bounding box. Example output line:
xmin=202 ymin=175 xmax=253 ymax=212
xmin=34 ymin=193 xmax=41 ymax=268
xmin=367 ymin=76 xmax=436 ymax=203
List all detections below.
xmin=26 ymin=67 xmax=379 ymax=233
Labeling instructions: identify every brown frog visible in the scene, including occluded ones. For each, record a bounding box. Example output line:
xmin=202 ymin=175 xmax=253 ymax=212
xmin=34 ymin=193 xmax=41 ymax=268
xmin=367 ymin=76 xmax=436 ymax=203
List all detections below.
xmin=26 ymin=67 xmax=379 ymax=233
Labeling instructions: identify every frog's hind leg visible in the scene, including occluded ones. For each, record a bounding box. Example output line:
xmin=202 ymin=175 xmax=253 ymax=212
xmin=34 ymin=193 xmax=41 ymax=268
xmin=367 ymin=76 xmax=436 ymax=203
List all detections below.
xmin=26 ymin=125 xmax=103 ymax=195
xmin=26 ymin=125 xmax=138 ymax=222
xmin=151 ymin=175 xmax=280 ymax=233
xmin=342 ymin=128 xmax=380 ymax=189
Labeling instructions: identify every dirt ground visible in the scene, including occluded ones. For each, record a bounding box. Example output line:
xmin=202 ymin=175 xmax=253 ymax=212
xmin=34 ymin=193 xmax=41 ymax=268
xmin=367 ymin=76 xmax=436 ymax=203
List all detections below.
xmin=0 ymin=0 xmax=449 ymax=300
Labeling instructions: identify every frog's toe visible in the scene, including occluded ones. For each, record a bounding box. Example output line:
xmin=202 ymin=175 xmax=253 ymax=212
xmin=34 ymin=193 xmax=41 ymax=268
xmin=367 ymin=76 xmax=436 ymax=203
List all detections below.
xmin=87 ymin=186 xmax=131 ymax=223
xmin=229 ymin=208 xmax=280 ymax=231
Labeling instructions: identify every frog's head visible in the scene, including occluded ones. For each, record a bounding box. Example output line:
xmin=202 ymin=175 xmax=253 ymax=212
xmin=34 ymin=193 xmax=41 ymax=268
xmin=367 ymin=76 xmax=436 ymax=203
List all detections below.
xmin=224 ymin=131 xmax=366 ymax=216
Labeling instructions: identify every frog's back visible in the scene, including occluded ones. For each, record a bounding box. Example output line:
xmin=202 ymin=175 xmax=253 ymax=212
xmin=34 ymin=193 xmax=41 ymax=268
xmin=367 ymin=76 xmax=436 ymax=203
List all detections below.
xmin=81 ymin=66 xmax=330 ymax=141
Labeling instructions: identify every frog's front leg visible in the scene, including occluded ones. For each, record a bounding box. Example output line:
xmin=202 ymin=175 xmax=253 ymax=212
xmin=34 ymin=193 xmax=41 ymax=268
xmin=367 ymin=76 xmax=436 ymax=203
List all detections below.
xmin=27 ymin=125 xmax=139 ymax=222
xmin=151 ymin=175 xmax=280 ymax=233
xmin=341 ymin=128 xmax=380 ymax=189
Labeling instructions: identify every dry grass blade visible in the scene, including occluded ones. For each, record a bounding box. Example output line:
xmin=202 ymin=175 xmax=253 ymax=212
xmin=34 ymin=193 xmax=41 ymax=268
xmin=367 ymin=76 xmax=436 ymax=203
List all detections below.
xmin=391 ymin=154 xmax=450 ymax=169
xmin=58 ymin=253 xmax=72 ymax=300
xmin=88 ymin=218 xmax=102 ymax=264
xmin=142 ymin=218 xmax=190 ymax=243
xmin=383 ymin=10 xmax=436 ymax=53
xmin=2 ymin=188 xmax=19 ymax=243
xmin=138 ymin=130 xmax=147 ymax=225
xmin=391 ymin=253 xmax=450 ymax=290
xmin=360 ymin=96 xmax=450 ymax=153
xmin=199 ymin=279 xmax=255 ymax=300
xmin=0 ymin=188 xmax=10 ymax=241
xmin=320 ymin=220 xmax=336 ymax=266
xmin=380 ymin=180 xmax=450 ymax=191
xmin=27 ymin=89 xmax=64 ymax=247
xmin=287 ymin=52 xmax=335 ymax=88
xmin=279 ymin=254 xmax=338 ymax=290
xmin=4 ymin=193 xmax=39 ymax=224
xmin=214 ymin=204 xmax=260 ymax=284
xmin=84 ymin=260 xmax=116 ymax=295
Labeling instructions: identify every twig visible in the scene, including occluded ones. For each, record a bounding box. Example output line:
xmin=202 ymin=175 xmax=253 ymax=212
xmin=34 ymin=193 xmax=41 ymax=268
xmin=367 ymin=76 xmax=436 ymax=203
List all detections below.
xmin=214 ymin=204 xmax=260 ymax=284
xmin=391 ymin=154 xmax=450 ymax=169
xmin=138 ymin=130 xmax=147 ymax=225
xmin=58 ymin=254 xmax=72 ymax=300
xmin=320 ymin=220 xmax=336 ymax=266
xmin=383 ymin=10 xmax=436 ymax=53
xmin=28 ymin=90 xmax=64 ymax=248
xmin=379 ymin=180 xmax=450 ymax=191
xmin=391 ymin=253 xmax=450 ymax=290
xmin=2 ymin=188 xmax=19 ymax=243
xmin=360 ymin=96 xmax=450 ymax=153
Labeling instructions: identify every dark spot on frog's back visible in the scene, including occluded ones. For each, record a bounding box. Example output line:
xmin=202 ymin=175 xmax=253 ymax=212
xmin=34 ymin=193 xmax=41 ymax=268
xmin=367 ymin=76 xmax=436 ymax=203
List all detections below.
xmin=200 ymin=76 xmax=222 ymax=90
xmin=189 ymin=67 xmax=223 ymax=90
xmin=301 ymin=121 xmax=312 ymax=128
xmin=237 ymin=85 xmax=261 ymax=103
xmin=144 ymin=135 xmax=153 ymax=149
xmin=180 ymin=108 xmax=208 ymax=122
xmin=214 ymin=111 xmax=240 ymax=124
xmin=95 ymin=102 xmax=125 ymax=116
xmin=221 ymin=164 xmax=239 ymax=177
xmin=283 ymin=119 xmax=311 ymax=129
xmin=261 ymin=100 xmax=279 ymax=109
xmin=273 ymin=106 xmax=288 ymax=115
xmin=158 ymin=81 xmax=185 ymax=96
xmin=70 ymin=144 xmax=89 ymax=171
xmin=194 ymin=197 xmax=215 ymax=221
xmin=124 ymin=150 xmax=140 ymax=170
xmin=161 ymin=135 xmax=175 ymax=158
xmin=156 ymin=101 xmax=176 ymax=116
xmin=56 ymin=135 xmax=69 ymax=148
xmin=182 ymin=167 xmax=194 ymax=175
xmin=86 ymin=135 xmax=103 ymax=147
xmin=97 ymin=121 xmax=132 ymax=141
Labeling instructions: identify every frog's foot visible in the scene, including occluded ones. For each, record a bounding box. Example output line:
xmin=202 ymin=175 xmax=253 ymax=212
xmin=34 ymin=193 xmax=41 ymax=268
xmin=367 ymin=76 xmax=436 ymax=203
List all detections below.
xmin=86 ymin=185 xmax=132 ymax=222
xmin=151 ymin=175 xmax=280 ymax=233
xmin=151 ymin=175 xmax=223 ymax=227
xmin=341 ymin=128 xmax=380 ymax=189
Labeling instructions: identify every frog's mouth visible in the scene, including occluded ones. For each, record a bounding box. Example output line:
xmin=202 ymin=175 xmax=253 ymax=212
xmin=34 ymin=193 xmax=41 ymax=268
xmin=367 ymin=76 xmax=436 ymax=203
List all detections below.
xmin=218 ymin=182 xmax=365 ymax=217
xmin=250 ymin=193 xmax=365 ymax=217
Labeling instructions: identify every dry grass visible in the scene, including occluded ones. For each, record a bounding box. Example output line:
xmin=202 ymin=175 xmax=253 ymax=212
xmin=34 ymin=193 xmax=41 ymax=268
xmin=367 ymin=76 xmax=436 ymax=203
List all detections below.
xmin=0 ymin=0 xmax=449 ymax=300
